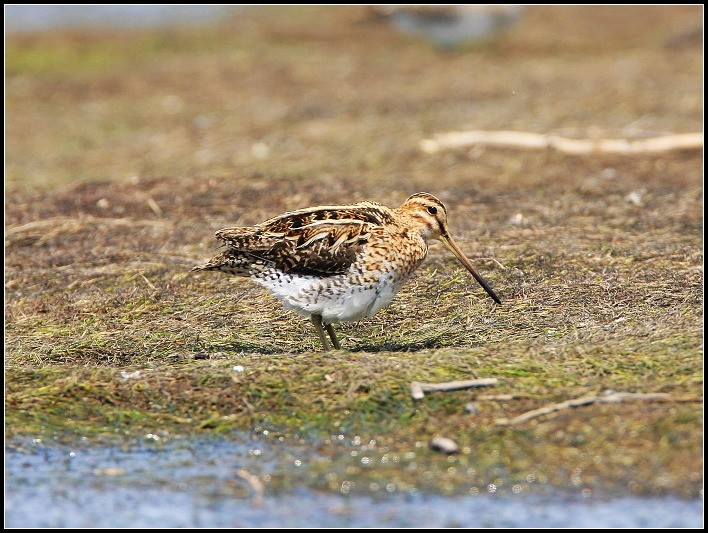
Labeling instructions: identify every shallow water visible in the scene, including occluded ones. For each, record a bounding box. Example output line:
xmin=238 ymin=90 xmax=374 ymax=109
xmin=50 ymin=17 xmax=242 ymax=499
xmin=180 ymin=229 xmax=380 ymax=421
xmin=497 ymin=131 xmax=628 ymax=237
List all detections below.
xmin=4 ymin=5 xmax=235 ymax=32
xmin=5 ymin=436 xmax=703 ymax=528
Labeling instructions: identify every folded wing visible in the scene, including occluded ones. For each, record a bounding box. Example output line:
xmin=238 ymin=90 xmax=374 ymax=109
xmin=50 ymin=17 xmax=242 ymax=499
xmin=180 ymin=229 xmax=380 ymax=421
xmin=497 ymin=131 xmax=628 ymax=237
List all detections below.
xmin=201 ymin=202 xmax=394 ymax=276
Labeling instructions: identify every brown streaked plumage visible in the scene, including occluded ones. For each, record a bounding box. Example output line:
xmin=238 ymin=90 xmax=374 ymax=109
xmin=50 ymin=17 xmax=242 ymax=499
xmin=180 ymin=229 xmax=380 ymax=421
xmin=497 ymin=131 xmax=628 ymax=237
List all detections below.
xmin=193 ymin=192 xmax=501 ymax=351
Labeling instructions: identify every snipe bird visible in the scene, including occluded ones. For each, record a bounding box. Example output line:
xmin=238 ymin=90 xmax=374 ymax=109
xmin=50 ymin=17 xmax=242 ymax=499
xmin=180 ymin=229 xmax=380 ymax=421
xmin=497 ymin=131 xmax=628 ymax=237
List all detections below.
xmin=193 ymin=193 xmax=501 ymax=351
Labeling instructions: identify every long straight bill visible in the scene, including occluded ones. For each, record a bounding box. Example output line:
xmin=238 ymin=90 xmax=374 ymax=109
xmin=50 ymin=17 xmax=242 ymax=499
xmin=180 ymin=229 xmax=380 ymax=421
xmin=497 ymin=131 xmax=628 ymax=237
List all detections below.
xmin=440 ymin=234 xmax=501 ymax=305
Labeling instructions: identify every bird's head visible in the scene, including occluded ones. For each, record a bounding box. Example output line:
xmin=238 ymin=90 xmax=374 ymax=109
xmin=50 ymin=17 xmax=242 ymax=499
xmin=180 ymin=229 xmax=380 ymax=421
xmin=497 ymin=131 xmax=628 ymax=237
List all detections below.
xmin=397 ymin=192 xmax=501 ymax=305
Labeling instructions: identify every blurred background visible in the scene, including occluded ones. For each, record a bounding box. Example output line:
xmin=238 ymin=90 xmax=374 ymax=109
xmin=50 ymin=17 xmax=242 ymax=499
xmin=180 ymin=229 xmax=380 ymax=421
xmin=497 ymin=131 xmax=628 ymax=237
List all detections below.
xmin=6 ymin=5 xmax=702 ymax=198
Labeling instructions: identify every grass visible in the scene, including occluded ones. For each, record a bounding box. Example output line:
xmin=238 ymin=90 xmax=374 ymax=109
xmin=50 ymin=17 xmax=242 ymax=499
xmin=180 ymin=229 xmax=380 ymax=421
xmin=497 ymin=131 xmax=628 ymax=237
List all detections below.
xmin=4 ymin=6 xmax=703 ymax=498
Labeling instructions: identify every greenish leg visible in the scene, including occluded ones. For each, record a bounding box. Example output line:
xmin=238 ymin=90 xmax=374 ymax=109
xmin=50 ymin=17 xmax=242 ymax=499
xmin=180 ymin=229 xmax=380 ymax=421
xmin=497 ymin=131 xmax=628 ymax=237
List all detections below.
xmin=325 ymin=323 xmax=341 ymax=350
xmin=311 ymin=314 xmax=330 ymax=352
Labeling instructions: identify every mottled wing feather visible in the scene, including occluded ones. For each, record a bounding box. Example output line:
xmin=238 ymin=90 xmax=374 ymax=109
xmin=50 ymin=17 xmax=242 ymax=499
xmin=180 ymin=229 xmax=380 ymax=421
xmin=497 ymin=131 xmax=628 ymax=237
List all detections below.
xmin=258 ymin=201 xmax=396 ymax=230
xmin=212 ymin=202 xmax=394 ymax=276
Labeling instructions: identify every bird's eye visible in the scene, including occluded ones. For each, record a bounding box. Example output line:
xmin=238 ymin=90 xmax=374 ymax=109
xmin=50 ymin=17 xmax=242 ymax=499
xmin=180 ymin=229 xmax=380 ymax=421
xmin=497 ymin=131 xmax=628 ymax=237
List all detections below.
xmin=427 ymin=206 xmax=438 ymax=215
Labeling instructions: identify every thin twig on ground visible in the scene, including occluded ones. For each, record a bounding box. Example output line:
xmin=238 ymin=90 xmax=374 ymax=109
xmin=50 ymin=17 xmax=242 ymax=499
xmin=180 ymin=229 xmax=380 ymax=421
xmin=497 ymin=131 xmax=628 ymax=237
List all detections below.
xmin=495 ymin=392 xmax=701 ymax=426
xmin=411 ymin=378 xmax=498 ymax=400
xmin=420 ymin=130 xmax=703 ymax=154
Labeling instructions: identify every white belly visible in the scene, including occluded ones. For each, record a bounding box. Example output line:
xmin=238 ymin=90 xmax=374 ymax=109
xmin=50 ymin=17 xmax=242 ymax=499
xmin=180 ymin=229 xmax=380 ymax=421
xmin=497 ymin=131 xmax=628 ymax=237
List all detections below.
xmin=253 ymin=270 xmax=403 ymax=324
